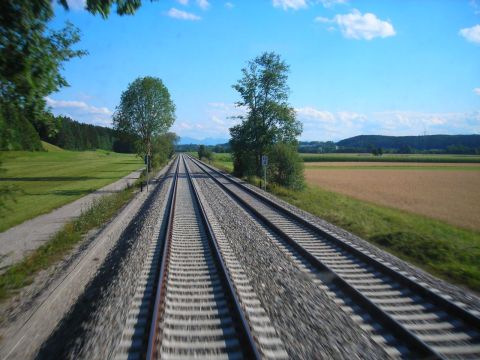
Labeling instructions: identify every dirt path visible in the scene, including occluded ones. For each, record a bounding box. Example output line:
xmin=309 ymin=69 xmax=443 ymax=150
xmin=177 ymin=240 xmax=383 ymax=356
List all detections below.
xmin=0 ymin=168 xmax=143 ymax=271
xmin=305 ymin=169 xmax=480 ymax=230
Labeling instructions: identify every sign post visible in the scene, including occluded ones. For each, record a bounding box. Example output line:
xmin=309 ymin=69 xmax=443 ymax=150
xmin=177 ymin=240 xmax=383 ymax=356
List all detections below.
xmin=261 ymin=155 xmax=268 ymax=191
xmin=144 ymin=154 xmax=150 ymax=192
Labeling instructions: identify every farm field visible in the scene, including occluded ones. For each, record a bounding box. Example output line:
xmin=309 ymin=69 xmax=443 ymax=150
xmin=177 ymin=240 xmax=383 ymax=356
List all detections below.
xmin=304 ymin=163 xmax=480 ymax=231
xmin=0 ymin=147 xmax=143 ymax=232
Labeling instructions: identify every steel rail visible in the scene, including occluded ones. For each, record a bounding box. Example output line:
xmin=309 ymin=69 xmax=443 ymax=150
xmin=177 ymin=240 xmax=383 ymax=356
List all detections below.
xmin=146 ymin=156 xmax=180 ymax=360
xmin=182 ymin=154 xmax=262 ymax=360
xmin=145 ymin=154 xmax=260 ymax=359
xmin=187 ymin=155 xmax=480 ymax=359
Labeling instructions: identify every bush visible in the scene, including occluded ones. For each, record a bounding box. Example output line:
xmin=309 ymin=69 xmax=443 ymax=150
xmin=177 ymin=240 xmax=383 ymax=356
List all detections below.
xmin=198 ymin=145 xmax=213 ymax=161
xmin=267 ymin=143 xmax=305 ymax=190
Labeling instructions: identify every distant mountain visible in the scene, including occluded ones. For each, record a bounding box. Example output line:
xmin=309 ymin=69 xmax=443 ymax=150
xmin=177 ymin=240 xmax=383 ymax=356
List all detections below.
xmin=178 ymin=136 xmax=229 ymax=145
xmin=336 ymin=134 xmax=480 ymax=151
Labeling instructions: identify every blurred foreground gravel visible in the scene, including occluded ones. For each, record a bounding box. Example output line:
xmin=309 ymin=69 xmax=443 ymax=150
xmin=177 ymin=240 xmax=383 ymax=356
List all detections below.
xmin=189 ymin=161 xmax=388 ymax=359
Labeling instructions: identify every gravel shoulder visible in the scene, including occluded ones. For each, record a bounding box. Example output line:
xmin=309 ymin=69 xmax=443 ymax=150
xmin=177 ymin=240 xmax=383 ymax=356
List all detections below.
xmin=0 ymin=162 xmax=171 ymax=360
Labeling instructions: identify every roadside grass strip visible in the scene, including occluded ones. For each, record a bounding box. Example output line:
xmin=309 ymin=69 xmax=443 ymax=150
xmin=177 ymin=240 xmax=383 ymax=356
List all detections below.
xmin=0 ymin=186 xmax=134 ymax=301
xmin=270 ymin=184 xmax=480 ymax=292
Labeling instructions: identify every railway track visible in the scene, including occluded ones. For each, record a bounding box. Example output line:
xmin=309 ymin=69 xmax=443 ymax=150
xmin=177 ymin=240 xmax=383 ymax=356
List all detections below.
xmin=145 ymin=155 xmax=261 ymax=359
xmin=186 ymin=155 xmax=480 ymax=359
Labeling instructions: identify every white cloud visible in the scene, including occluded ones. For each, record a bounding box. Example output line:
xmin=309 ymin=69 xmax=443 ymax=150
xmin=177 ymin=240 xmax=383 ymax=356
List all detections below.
xmin=318 ymin=9 xmax=396 ymax=40
xmin=176 ymin=0 xmax=189 ymax=5
xmin=474 ymin=88 xmax=480 ymax=95
xmin=272 ymin=0 xmax=308 ymax=11
xmin=314 ymin=16 xmax=331 ymax=23
xmin=319 ymin=0 xmax=348 ymax=8
xmin=45 ymin=97 xmax=113 ymax=127
xmin=196 ymin=0 xmax=210 ymax=10
xmin=66 ymin=0 xmax=86 ymax=10
xmin=225 ymin=2 xmax=234 ymax=9
xmin=167 ymin=8 xmax=201 ymax=20
xmin=459 ymin=25 xmax=480 ymax=44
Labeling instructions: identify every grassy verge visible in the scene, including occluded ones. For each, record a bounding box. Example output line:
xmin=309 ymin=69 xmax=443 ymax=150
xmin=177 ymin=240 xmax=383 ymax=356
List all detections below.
xmin=206 ymin=154 xmax=480 ymax=292
xmin=300 ymin=153 xmax=480 ymax=163
xmin=270 ymin=185 xmax=480 ymax=291
xmin=0 ymin=149 xmax=143 ymax=232
xmin=0 ymin=185 xmax=136 ymax=301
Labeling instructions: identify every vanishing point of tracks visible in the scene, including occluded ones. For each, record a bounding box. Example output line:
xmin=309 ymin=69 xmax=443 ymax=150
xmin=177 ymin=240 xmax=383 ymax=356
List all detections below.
xmin=145 ymin=155 xmax=260 ymax=359
xmin=185 ymin=155 xmax=480 ymax=359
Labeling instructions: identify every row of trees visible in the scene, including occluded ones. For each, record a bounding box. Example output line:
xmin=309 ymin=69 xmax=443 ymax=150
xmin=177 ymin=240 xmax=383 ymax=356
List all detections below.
xmin=229 ymin=52 xmax=304 ymax=189
xmin=0 ymin=0 xmax=163 ymax=151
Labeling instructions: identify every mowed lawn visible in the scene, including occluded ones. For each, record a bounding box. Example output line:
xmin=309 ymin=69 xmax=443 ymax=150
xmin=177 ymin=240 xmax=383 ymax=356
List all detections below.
xmin=0 ymin=147 xmax=143 ymax=232
xmin=207 ymin=152 xmax=480 ymax=291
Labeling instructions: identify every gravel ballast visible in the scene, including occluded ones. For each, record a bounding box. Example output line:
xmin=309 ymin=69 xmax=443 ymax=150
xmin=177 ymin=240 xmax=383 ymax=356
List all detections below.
xmin=35 ymin=164 xmax=175 ymax=359
xmin=188 ymin=159 xmax=388 ymax=359
xmin=213 ymin=163 xmax=480 ymax=313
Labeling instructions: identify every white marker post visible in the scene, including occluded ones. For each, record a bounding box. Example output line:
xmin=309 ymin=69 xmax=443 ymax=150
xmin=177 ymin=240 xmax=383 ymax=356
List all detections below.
xmin=261 ymin=155 xmax=268 ymax=191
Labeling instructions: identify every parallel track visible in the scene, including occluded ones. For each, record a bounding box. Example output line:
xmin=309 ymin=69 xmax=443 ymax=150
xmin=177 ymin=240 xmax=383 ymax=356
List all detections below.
xmin=146 ymin=155 xmax=260 ymax=360
xmin=187 ymin=155 xmax=480 ymax=359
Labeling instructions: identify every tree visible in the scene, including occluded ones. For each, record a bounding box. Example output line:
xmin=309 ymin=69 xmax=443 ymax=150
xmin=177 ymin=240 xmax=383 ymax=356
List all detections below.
xmin=230 ymin=52 xmax=302 ymax=180
xmin=151 ymin=132 xmax=179 ymax=168
xmin=0 ymin=1 xmax=86 ymax=150
xmin=113 ymin=77 xmax=175 ymax=165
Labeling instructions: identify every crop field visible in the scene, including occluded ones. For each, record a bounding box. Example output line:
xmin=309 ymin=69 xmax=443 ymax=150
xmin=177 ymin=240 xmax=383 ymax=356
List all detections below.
xmin=305 ymin=163 xmax=480 ymax=231
xmin=0 ymin=148 xmax=143 ymax=232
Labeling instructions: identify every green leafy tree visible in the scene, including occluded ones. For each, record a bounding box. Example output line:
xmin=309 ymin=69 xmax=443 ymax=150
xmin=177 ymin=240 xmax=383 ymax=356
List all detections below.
xmin=113 ymin=77 xmax=175 ymax=165
xmin=152 ymin=132 xmax=179 ymax=168
xmin=230 ymin=52 xmax=302 ymax=180
xmin=0 ymin=1 xmax=86 ymax=150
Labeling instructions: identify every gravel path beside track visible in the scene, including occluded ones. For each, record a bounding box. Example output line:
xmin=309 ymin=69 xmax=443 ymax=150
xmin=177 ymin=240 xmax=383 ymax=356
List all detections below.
xmin=34 ymin=165 xmax=174 ymax=359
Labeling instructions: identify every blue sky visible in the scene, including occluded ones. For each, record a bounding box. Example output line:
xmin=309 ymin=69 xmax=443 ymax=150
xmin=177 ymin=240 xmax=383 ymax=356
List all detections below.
xmin=48 ymin=0 xmax=480 ymax=142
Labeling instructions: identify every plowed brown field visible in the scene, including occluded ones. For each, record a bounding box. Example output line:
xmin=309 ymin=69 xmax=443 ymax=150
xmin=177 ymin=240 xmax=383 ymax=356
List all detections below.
xmin=305 ymin=167 xmax=480 ymax=230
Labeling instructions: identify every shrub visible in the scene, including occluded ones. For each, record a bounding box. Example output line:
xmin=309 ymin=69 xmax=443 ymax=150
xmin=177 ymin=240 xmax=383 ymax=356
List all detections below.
xmin=267 ymin=143 xmax=305 ymax=190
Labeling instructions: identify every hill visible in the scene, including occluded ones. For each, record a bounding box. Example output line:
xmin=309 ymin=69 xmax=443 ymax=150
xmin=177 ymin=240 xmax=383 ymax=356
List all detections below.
xmin=335 ymin=134 xmax=480 ymax=153
xmin=41 ymin=141 xmax=64 ymax=152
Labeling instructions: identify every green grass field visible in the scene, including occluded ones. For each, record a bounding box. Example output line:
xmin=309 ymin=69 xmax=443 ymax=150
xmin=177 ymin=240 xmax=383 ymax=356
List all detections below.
xmin=300 ymin=153 xmax=480 ymax=163
xmin=205 ymin=152 xmax=480 ymax=291
xmin=0 ymin=148 xmax=143 ymax=232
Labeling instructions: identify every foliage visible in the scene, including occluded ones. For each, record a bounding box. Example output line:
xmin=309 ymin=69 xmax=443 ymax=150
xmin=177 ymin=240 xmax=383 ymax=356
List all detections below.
xmin=198 ymin=145 xmax=213 ymax=161
xmin=371 ymin=147 xmax=383 ymax=156
xmin=151 ymin=132 xmax=178 ymax=169
xmin=337 ymin=135 xmax=480 ymax=154
xmin=0 ymin=1 xmax=86 ymax=150
xmin=229 ymin=52 xmax=302 ymax=185
xmin=267 ymin=143 xmax=305 ymax=189
xmin=113 ymin=77 xmax=175 ymax=160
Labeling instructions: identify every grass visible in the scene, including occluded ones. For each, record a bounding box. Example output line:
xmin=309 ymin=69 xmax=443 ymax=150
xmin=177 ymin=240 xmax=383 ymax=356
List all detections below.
xmin=304 ymin=164 xmax=480 ymax=171
xmin=300 ymin=153 xmax=480 ymax=163
xmin=0 ymin=148 xmax=143 ymax=232
xmin=41 ymin=140 xmax=64 ymax=152
xmin=206 ymin=153 xmax=480 ymax=292
xmin=0 ymin=185 xmax=135 ymax=301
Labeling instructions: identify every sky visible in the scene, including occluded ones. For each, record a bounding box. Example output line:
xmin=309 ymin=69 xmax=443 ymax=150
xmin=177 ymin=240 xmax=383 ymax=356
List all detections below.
xmin=48 ymin=0 xmax=480 ymax=142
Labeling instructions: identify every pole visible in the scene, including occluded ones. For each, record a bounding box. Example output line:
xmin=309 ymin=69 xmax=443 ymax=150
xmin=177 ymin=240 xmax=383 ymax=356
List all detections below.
xmin=146 ymin=154 xmax=149 ymax=192
xmin=263 ymin=164 xmax=267 ymax=191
